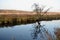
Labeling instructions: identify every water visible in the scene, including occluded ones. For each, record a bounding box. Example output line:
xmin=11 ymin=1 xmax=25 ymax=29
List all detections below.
xmin=0 ymin=20 xmax=60 ymax=40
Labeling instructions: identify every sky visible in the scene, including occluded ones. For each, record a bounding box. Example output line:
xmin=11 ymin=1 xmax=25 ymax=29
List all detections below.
xmin=0 ymin=0 xmax=60 ymax=12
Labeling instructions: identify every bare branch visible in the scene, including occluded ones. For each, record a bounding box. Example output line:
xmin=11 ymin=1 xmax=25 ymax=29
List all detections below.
xmin=39 ymin=5 xmax=46 ymax=13
xmin=44 ymin=7 xmax=51 ymax=14
xmin=32 ymin=3 xmax=51 ymax=16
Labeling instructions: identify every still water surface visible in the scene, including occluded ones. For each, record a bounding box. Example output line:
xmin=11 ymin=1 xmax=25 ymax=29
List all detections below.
xmin=0 ymin=20 xmax=60 ymax=40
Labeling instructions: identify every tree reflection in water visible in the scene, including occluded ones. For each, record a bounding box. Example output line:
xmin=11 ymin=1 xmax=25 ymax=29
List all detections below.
xmin=31 ymin=21 xmax=56 ymax=40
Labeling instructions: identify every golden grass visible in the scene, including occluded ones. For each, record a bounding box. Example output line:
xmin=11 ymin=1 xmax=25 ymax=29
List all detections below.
xmin=0 ymin=14 xmax=60 ymax=26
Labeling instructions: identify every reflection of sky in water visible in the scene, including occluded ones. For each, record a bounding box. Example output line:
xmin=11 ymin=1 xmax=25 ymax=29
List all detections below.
xmin=41 ymin=20 xmax=60 ymax=32
xmin=0 ymin=24 xmax=34 ymax=40
xmin=41 ymin=20 xmax=60 ymax=40
xmin=0 ymin=20 xmax=60 ymax=40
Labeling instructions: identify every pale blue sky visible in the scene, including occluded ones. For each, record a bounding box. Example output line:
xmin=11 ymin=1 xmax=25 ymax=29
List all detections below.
xmin=0 ymin=0 xmax=60 ymax=12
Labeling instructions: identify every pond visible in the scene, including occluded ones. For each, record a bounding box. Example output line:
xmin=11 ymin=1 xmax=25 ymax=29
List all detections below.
xmin=0 ymin=20 xmax=60 ymax=40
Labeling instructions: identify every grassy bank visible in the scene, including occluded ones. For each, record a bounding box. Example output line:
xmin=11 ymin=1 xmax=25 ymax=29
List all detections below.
xmin=0 ymin=14 xmax=60 ymax=26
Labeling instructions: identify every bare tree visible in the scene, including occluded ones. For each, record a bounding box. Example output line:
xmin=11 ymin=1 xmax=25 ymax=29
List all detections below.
xmin=33 ymin=3 xmax=51 ymax=16
xmin=33 ymin=3 xmax=39 ymax=15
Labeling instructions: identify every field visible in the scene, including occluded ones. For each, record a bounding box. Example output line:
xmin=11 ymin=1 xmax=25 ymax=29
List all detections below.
xmin=0 ymin=10 xmax=60 ymax=26
xmin=0 ymin=14 xmax=60 ymax=26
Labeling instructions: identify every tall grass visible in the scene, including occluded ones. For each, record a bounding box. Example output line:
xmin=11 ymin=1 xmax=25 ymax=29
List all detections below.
xmin=0 ymin=14 xmax=60 ymax=26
